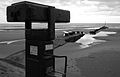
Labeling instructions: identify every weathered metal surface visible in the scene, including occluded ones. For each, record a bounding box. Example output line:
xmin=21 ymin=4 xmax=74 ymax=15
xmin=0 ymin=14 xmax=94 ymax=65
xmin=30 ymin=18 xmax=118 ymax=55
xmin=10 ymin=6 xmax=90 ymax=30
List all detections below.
xmin=7 ymin=1 xmax=70 ymax=22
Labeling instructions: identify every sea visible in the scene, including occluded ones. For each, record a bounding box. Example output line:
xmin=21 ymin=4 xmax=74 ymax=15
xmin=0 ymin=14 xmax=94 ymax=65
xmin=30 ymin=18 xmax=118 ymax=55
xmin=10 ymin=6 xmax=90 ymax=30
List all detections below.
xmin=0 ymin=23 xmax=120 ymax=58
xmin=0 ymin=23 xmax=120 ymax=30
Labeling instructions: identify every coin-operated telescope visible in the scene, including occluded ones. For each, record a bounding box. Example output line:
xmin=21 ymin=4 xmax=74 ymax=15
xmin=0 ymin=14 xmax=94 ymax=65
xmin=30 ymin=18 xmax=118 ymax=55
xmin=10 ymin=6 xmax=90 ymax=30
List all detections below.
xmin=7 ymin=1 xmax=70 ymax=77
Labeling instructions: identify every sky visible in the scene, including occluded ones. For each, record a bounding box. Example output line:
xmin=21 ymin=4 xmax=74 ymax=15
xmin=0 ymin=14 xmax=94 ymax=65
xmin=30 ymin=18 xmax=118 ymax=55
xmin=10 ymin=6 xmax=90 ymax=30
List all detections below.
xmin=0 ymin=0 xmax=120 ymax=23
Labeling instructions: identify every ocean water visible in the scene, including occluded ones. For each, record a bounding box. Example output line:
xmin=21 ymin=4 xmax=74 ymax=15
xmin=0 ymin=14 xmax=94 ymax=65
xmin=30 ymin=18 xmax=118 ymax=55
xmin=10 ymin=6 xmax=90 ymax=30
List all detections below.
xmin=0 ymin=23 xmax=119 ymax=57
xmin=0 ymin=23 xmax=120 ymax=30
xmin=0 ymin=23 xmax=119 ymax=44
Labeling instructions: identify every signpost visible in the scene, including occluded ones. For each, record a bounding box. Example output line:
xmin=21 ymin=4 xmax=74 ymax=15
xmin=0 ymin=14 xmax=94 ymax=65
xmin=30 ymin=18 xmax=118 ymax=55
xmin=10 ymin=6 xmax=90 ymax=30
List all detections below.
xmin=7 ymin=1 xmax=70 ymax=77
xmin=7 ymin=1 xmax=70 ymax=22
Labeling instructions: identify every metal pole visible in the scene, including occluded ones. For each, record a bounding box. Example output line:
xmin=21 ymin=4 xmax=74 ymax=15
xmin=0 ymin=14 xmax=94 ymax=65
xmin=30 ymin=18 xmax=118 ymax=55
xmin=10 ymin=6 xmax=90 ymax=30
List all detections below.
xmin=48 ymin=6 xmax=55 ymax=40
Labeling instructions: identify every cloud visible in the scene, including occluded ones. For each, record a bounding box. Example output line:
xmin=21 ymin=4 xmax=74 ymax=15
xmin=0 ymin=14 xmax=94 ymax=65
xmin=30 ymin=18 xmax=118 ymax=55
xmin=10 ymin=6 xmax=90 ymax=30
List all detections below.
xmin=89 ymin=0 xmax=120 ymax=12
xmin=0 ymin=1 xmax=9 ymax=23
xmin=89 ymin=0 xmax=120 ymax=2
xmin=0 ymin=0 xmax=120 ymax=23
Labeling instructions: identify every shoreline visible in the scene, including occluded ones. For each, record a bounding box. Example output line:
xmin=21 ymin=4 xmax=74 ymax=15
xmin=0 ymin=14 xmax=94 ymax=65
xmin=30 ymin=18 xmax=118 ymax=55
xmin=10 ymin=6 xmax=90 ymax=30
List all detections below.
xmin=54 ymin=28 xmax=120 ymax=77
xmin=0 ymin=28 xmax=118 ymax=58
xmin=0 ymin=27 xmax=120 ymax=77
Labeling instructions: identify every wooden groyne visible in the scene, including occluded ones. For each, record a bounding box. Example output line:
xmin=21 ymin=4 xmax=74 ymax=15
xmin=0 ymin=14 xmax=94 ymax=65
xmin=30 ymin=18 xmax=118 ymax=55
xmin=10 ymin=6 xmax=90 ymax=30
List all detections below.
xmin=64 ymin=33 xmax=85 ymax=42
xmin=54 ymin=31 xmax=85 ymax=48
xmin=89 ymin=26 xmax=109 ymax=35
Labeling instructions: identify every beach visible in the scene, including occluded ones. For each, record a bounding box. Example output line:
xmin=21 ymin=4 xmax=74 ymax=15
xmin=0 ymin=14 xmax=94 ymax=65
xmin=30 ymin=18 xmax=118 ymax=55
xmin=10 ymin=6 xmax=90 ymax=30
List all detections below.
xmin=0 ymin=30 xmax=25 ymax=58
xmin=0 ymin=24 xmax=120 ymax=77
xmin=54 ymin=28 xmax=120 ymax=77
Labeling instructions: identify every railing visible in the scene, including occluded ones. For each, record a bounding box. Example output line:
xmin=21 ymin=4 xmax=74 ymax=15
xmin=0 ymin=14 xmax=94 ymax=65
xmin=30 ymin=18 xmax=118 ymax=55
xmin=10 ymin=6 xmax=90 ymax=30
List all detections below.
xmin=11 ymin=50 xmax=68 ymax=77
xmin=43 ymin=54 xmax=67 ymax=77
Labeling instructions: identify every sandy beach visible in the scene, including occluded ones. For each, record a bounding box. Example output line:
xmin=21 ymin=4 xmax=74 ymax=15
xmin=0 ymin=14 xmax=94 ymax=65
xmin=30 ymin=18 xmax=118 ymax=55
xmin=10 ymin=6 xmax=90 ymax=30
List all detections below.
xmin=0 ymin=30 xmax=25 ymax=58
xmin=0 ymin=27 xmax=120 ymax=77
xmin=54 ymin=28 xmax=120 ymax=77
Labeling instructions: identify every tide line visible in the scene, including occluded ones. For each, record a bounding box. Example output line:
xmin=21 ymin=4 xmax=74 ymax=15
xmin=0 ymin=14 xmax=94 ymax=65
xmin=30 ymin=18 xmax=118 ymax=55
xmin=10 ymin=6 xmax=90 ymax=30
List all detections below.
xmin=0 ymin=39 xmax=25 ymax=45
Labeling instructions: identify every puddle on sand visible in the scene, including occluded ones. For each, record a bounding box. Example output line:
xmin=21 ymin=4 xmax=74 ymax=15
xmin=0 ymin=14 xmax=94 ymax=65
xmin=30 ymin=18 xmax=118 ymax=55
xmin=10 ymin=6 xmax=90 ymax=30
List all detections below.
xmin=76 ymin=31 xmax=117 ymax=49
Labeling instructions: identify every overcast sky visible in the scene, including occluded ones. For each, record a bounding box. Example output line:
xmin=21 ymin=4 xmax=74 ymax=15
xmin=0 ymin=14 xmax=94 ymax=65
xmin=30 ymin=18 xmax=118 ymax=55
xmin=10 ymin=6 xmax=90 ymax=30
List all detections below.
xmin=0 ymin=0 xmax=120 ymax=23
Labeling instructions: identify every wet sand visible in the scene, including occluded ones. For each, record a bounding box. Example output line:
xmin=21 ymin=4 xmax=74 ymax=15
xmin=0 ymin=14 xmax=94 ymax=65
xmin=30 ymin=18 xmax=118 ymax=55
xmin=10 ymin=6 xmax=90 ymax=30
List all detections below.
xmin=0 ymin=28 xmax=120 ymax=77
xmin=0 ymin=28 xmax=86 ymax=58
xmin=0 ymin=30 xmax=25 ymax=58
xmin=54 ymin=28 xmax=120 ymax=77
